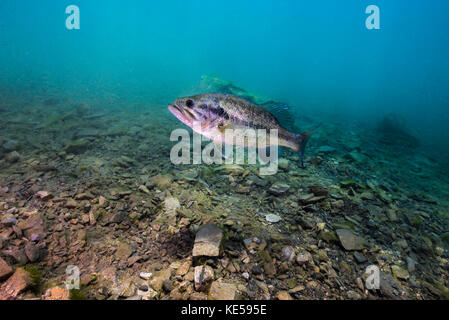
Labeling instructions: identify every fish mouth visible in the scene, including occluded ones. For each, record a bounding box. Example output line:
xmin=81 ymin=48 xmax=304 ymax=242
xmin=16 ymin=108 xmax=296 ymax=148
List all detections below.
xmin=168 ymin=103 xmax=196 ymax=121
xmin=168 ymin=103 xmax=196 ymax=125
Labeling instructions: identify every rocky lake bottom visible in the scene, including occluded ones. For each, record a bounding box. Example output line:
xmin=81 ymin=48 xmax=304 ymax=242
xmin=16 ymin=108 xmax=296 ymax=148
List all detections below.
xmin=0 ymin=83 xmax=449 ymax=300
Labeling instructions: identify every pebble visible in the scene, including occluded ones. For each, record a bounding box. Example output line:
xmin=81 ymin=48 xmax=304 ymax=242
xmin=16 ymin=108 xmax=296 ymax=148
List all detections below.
xmin=139 ymin=272 xmax=153 ymax=280
xmin=296 ymin=253 xmax=310 ymax=266
xmin=336 ymin=229 xmax=366 ymax=251
xmin=0 ymin=257 xmax=13 ymax=280
xmin=192 ymin=224 xmax=223 ymax=257
xmin=194 ymin=265 xmax=214 ymax=291
xmin=268 ymin=183 xmax=290 ymax=196
xmin=281 ymin=246 xmax=296 ymax=262
xmin=265 ymin=214 xmax=282 ymax=223
xmin=208 ymin=281 xmax=237 ymax=300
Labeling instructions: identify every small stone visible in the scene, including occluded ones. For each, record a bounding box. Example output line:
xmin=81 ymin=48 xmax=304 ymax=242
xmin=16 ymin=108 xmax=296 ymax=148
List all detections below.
xmin=296 ymin=253 xmax=310 ymax=266
xmin=242 ymin=272 xmax=250 ymax=280
xmin=192 ymin=224 xmax=223 ymax=257
xmin=336 ymin=229 xmax=366 ymax=251
xmin=75 ymin=193 xmax=94 ymax=200
xmin=281 ymin=246 xmax=295 ymax=262
xmin=264 ymin=262 xmax=276 ymax=276
xmin=278 ymin=158 xmax=290 ymax=170
xmin=347 ymin=290 xmax=361 ymax=300
xmin=138 ymin=185 xmax=151 ymax=195
xmin=1 ymin=215 xmax=17 ymax=227
xmin=43 ymin=287 xmax=70 ymax=300
xmin=276 ymin=290 xmax=293 ymax=300
xmin=139 ymin=272 xmax=153 ymax=280
xmin=24 ymin=243 xmax=40 ymax=262
xmin=265 ymin=214 xmax=282 ymax=223
xmin=268 ymin=183 xmax=290 ymax=196
xmin=391 ymin=265 xmax=410 ymax=280
xmin=65 ymin=199 xmax=78 ymax=209
xmin=36 ymin=191 xmax=52 ymax=201
xmin=194 ymin=265 xmax=214 ymax=291
xmin=177 ymin=260 xmax=192 ymax=276
xmin=2 ymin=249 xmax=28 ymax=265
xmin=406 ymin=257 xmax=417 ymax=273
xmin=354 ymin=252 xmax=367 ymax=264
xmin=0 ymin=257 xmax=13 ymax=280
xmin=208 ymin=282 xmax=237 ymax=300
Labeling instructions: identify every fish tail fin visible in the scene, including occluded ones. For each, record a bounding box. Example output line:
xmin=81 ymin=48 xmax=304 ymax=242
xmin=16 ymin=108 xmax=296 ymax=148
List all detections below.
xmin=296 ymin=123 xmax=322 ymax=168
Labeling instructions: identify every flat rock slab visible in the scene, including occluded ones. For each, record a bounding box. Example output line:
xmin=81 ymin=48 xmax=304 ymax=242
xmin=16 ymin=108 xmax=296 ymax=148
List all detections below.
xmin=336 ymin=229 xmax=366 ymax=251
xmin=192 ymin=224 xmax=223 ymax=257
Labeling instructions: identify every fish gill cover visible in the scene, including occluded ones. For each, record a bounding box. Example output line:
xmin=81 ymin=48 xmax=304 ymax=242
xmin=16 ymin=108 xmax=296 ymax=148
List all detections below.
xmin=0 ymin=0 xmax=448 ymax=301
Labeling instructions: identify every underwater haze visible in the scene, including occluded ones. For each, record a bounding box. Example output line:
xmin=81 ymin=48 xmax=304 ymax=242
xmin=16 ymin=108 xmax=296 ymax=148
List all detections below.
xmin=1 ymin=0 xmax=449 ymax=151
xmin=0 ymin=1 xmax=449 ymax=301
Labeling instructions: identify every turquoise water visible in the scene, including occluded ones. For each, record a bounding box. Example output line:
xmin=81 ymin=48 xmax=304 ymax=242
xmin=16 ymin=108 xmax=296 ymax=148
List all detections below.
xmin=1 ymin=1 xmax=448 ymax=152
xmin=1 ymin=1 xmax=449 ymax=301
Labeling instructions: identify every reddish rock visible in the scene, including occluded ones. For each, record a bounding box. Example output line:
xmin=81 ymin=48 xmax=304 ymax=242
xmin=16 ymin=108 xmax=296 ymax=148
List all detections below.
xmin=0 ymin=268 xmax=33 ymax=300
xmin=0 ymin=257 xmax=13 ymax=280
xmin=43 ymin=287 xmax=70 ymax=300
xmin=18 ymin=214 xmax=46 ymax=242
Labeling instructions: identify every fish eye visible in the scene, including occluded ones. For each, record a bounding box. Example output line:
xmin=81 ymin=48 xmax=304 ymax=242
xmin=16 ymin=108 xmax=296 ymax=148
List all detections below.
xmin=186 ymin=99 xmax=194 ymax=108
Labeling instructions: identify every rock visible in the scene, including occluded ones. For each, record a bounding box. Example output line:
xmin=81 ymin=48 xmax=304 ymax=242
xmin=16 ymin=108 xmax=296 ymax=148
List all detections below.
xmin=139 ymin=272 xmax=153 ymax=280
xmin=265 ymin=214 xmax=282 ymax=223
xmin=406 ymin=257 xmax=417 ymax=273
xmin=36 ymin=191 xmax=52 ymax=201
xmin=24 ymin=243 xmax=40 ymax=262
xmin=1 ymin=215 xmax=17 ymax=227
xmin=43 ymin=287 xmax=70 ymax=300
xmin=281 ymin=246 xmax=296 ymax=262
xmin=353 ymin=252 xmax=367 ymax=264
xmin=208 ymin=281 xmax=237 ymax=300
xmin=379 ymin=272 xmax=408 ymax=299
xmin=268 ymin=183 xmax=290 ymax=196
xmin=296 ymin=253 xmax=310 ymax=266
xmin=391 ymin=265 xmax=409 ymax=280
xmin=192 ymin=224 xmax=223 ymax=257
xmin=0 ymin=268 xmax=33 ymax=300
xmin=263 ymin=262 xmax=276 ymax=276
xmin=107 ymin=211 xmax=126 ymax=225
xmin=4 ymin=151 xmax=20 ymax=163
xmin=75 ymin=193 xmax=94 ymax=200
xmin=150 ymin=269 xmax=172 ymax=292
xmin=309 ymin=186 xmax=328 ymax=197
xmin=0 ymin=257 xmax=13 ymax=280
xmin=146 ymin=174 xmax=173 ymax=189
xmin=336 ymin=229 xmax=366 ymax=251
xmin=276 ymin=290 xmax=293 ymax=300
xmin=278 ymin=158 xmax=290 ymax=170
xmin=138 ymin=185 xmax=151 ymax=195
xmin=194 ymin=265 xmax=214 ymax=291
xmin=65 ymin=199 xmax=78 ymax=208
xmin=347 ymin=290 xmax=361 ymax=300
xmin=2 ymin=249 xmax=28 ymax=265
xmin=176 ymin=260 xmax=192 ymax=276
xmin=18 ymin=213 xmax=46 ymax=242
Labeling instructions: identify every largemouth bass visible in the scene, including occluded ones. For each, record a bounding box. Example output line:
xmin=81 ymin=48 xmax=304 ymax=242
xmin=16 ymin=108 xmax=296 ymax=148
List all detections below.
xmin=168 ymin=93 xmax=318 ymax=167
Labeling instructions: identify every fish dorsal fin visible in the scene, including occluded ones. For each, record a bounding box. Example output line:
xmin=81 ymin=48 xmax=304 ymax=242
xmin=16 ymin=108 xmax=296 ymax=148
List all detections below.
xmin=260 ymin=101 xmax=297 ymax=132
